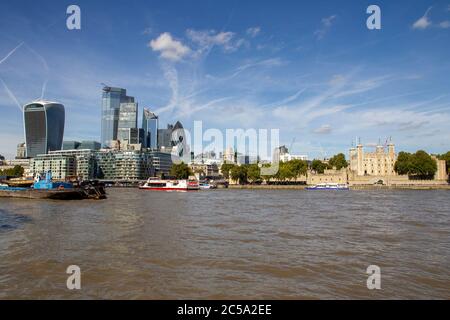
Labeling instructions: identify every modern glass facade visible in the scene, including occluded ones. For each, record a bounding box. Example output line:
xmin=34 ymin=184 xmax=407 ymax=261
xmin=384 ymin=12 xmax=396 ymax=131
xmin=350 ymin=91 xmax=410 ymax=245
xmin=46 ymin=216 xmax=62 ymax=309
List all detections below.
xmin=23 ymin=101 xmax=65 ymax=158
xmin=142 ymin=108 xmax=158 ymax=149
xmin=117 ymin=102 xmax=139 ymax=144
xmin=101 ymin=87 xmax=134 ymax=147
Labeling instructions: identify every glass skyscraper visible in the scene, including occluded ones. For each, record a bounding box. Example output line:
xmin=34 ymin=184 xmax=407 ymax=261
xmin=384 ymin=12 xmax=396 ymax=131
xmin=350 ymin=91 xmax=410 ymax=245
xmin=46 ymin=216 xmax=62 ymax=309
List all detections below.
xmin=101 ymin=86 xmax=134 ymax=147
xmin=142 ymin=108 xmax=158 ymax=149
xmin=117 ymin=102 xmax=139 ymax=144
xmin=23 ymin=100 xmax=65 ymax=158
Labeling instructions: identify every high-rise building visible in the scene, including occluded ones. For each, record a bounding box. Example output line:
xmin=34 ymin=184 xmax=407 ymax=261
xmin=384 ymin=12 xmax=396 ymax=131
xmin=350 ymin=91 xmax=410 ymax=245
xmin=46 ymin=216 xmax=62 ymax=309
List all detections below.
xmin=101 ymin=86 xmax=134 ymax=147
xmin=158 ymin=124 xmax=174 ymax=150
xmin=117 ymin=102 xmax=139 ymax=144
xmin=23 ymin=100 xmax=65 ymax=158
xmin=142 ymin=108 xmax=158 ymax=149
xmin=63 ymin=140 xmax=101 ymax=151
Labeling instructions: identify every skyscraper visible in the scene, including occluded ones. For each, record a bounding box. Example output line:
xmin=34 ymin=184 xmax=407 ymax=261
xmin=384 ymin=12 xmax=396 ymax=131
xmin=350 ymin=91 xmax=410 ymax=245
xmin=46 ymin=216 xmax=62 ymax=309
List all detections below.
xmin=101 ymin=86 xmax=134 ymax=147
xmin=142 ymin=108 xmax=158 ymax=149
xmin=23 ymin=100 xmax=65 ymax=158
xmin=117 ymin=102 xmax=139 ymax=144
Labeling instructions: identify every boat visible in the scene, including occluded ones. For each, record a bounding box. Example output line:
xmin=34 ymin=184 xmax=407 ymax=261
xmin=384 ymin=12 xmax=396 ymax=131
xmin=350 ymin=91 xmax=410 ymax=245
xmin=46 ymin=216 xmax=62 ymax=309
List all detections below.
xmin=0 ymin=171 xmax=107 ymax=200
xmin=198 ymin=181 xmax=217 ymax=190
xmin=305 ymin=183 xmax=349 ymax=190
xmin=139 ymin=177 xmax=199 ymax=191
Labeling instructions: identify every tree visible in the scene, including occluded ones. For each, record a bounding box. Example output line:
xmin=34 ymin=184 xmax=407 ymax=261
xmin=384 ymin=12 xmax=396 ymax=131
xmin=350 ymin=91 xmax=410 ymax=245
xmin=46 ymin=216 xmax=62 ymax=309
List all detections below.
xmin=328 ymin=153 xmax=348 ymax=170
xmin=0 ymin=154 xmax=5 ymax=161
xmin=311 ymin=159 xmax=328 ymax=174
xmin=170 ymin=162 xmax=192 ymax=179
xmin=0 ymin=165 xmax=24 ymax=177
xmin=221 ymin=163 xmax=236 ymax=179
xmin=230 ymin=165 xmax=247 ymax=184
xmin=287 ymin=159 xmax=308 ymax=177
xmin=394 ymin=152 xmax=412 ymax=175
xmin=394 ymin=150 xmax=437 ymax=179
xmin=246 ymin=164 xmax=261 ymax=183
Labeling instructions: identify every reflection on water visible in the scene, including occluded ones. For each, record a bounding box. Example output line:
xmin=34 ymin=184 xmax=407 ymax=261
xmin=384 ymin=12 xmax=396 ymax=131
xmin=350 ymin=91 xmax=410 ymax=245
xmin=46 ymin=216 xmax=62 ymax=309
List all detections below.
xmin=0 ymin=189 xmax=449 ymax=299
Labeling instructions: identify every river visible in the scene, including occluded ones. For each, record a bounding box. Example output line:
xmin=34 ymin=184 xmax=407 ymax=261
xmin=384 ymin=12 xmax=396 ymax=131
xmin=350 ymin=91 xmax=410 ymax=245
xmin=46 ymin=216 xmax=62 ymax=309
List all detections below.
xmin=0 ymin=188 xmax=449 ymax=299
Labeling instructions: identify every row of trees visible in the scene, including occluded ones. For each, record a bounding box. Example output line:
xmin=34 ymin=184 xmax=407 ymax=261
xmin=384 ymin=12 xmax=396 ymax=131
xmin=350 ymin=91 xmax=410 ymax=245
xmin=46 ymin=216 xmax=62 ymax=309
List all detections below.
xmin=221 ymin=159 xmax=309 ymax=184
xmin=0 ymin=165 xmax=24 ymax=177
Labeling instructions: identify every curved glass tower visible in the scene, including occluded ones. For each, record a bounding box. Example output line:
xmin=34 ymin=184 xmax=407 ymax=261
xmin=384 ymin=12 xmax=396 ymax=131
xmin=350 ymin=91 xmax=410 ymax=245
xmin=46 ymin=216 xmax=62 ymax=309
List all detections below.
xmin=23 ymin=100 xmax=65 ymax=158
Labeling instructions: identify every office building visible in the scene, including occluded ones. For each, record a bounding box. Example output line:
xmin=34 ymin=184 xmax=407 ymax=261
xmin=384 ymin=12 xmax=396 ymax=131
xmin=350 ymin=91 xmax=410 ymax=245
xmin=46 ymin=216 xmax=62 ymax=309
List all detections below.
xmin=23 ymin=100 xmax=65 ymax=158
xmin=101 ymin=86 xmax=134 ymax=148
xmin=158 ymin=124 xmax=174 ymax=150
xmin=142 ymin=108 xmax=158 ymax=149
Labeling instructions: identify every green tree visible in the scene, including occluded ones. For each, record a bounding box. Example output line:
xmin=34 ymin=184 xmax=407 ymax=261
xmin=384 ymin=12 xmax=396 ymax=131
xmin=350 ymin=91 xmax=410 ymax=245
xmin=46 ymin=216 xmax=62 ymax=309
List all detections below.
xmin=394 ymin=150 xmax=437 ymax=179
xmin=287 ymin=159 xmax=308 ymax=177
xmin=311 ymin=159 xmax=328 ymax=174
xmin=246 ymin=164 xmax=261 ymax=183
xmin=230 ymin=165 xmax=247 ymax=184
xmin=170 ymin=162 xmax=192 ymax=179
xmin=220 ymin=163 xmax=236 ymax=179
xmin=0 ymin=165 xmax=24 ymax=177
xmin=328 ymin=153 xmax=348 ymax=170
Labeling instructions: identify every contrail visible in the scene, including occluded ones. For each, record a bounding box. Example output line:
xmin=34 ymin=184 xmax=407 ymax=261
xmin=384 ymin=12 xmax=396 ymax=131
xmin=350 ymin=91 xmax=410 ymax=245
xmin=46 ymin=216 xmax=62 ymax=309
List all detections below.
xmin=0 ymin=77 xmax=22 ymax=111
xmin=0 ymin=42 xmax=24 ymax=65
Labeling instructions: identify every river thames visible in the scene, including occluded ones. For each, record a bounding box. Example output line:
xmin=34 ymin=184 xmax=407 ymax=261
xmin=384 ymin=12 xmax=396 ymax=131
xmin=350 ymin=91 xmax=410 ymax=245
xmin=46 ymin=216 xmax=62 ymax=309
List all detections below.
xmin=0 ymin=188 xmax=449 ymax=299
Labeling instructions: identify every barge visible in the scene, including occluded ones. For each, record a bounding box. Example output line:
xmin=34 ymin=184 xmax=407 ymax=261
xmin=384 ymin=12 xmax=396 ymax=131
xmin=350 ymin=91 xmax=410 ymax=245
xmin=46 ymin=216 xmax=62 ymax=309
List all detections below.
xmin=0 ymin=171 xmax=106 ymax=200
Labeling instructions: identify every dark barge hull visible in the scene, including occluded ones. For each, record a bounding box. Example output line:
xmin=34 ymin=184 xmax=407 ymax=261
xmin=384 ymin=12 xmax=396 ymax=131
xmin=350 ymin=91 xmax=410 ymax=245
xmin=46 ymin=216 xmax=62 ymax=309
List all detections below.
xmin=0 ymin=189 xmax=85 ymax=200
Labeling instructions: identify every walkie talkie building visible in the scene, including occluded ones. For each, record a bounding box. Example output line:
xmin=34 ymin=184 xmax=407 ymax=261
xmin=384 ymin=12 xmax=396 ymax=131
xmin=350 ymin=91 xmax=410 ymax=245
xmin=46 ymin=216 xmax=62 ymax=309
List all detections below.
xmin=23 ymin=100 xmax=65 ymax=158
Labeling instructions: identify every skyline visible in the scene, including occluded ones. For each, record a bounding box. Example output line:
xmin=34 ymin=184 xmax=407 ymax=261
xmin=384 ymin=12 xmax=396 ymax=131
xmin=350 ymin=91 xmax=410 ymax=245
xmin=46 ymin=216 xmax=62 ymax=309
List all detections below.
xmin=1 ymin=0 xmax=450 ymax=159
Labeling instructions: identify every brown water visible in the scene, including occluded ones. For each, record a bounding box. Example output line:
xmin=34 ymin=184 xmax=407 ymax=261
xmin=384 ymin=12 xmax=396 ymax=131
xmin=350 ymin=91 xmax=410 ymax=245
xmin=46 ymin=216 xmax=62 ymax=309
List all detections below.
xmin=0 ymin=188 xmax=449 ymax=299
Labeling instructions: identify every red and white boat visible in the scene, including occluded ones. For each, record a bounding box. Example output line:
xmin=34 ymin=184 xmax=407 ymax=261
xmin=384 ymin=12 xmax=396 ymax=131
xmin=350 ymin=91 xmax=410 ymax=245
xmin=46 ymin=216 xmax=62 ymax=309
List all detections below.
xmin=139 ymin=178 xmax=199 ymax=191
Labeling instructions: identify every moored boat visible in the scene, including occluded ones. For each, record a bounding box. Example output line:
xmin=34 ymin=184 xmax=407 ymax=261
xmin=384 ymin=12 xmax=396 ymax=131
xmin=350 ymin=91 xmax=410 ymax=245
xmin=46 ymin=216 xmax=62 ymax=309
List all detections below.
xmin=306 ymin=183 xmax=349 ymax=190
xmin=0 ymin=171 xmax=106 ymax=200
xmin=139 ymin=177 xmax=199 ymax=191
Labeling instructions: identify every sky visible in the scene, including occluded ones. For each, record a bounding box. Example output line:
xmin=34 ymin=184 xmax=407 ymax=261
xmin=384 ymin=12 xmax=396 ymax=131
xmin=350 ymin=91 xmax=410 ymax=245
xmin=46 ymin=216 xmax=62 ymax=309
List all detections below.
xmin=0 ymin=0 xmax=450 ymax=159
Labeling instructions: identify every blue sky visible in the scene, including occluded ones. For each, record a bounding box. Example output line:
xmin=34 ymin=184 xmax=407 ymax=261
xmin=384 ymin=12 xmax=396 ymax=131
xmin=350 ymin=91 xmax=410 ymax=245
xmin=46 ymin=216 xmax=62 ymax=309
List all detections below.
xmin=0 ymin=0 xmax=449 ymax=159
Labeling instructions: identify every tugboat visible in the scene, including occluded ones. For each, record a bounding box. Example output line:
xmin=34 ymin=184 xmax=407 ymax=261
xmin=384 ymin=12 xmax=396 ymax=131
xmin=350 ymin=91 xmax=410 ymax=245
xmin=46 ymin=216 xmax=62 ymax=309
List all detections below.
xmin=305 ymin=183 xmax=349 ymax=190
xmin=0 ymin=171 xmax=106 ymax=200
xmin=139 ymin=177 xmax=199 ymax=191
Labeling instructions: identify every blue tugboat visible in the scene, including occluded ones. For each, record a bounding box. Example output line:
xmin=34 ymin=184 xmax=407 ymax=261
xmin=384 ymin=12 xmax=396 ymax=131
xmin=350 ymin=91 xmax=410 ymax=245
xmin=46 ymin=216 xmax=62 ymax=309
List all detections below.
xmin=306 ymin=183 xmax=350 ymax=190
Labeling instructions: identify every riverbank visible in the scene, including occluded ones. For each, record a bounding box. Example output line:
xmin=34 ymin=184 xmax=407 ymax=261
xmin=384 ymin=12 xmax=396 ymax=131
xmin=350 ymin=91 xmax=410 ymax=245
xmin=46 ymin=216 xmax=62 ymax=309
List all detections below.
xmin=228 ymin=184 xmax=450 ymax=190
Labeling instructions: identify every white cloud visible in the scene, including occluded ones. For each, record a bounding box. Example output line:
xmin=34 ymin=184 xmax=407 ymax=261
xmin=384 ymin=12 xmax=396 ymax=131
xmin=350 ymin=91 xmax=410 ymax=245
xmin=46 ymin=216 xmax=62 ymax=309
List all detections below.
xmin=439 ymin=21 xmax=450 ymax=29
xmin=149 ymin=32 xmax=191 ymax=61
xmin=313 ymin=124 xmax=332 ymax=134
xmin=186 ymin=29 xmax=244 ymax=53
xmin=412 ymin=7 xmax=432 ymax=29
xmin=246 ymin=26 xmax=261 ymax=37
xmin=314 ymin=15 xmax=337 ymax=40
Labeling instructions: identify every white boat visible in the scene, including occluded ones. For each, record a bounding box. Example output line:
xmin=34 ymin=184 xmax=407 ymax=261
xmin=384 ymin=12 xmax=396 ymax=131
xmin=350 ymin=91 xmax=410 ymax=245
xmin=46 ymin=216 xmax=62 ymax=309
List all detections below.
xmin=306 ymin=183 xmax=349 ymax=190
xmin=139 ymin=178 xmax=199 ymax=191
xmin=198 ymin=182 xmax=217 ymax=190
